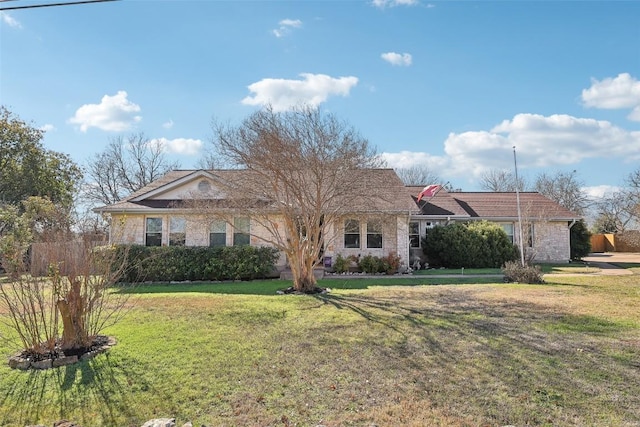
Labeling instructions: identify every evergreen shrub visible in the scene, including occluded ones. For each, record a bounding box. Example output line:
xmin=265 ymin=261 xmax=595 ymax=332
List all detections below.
xmin=422 ymin=221 xmax=518 ymax=268
xmin=113 ymin=245 xmax=280 ymax=283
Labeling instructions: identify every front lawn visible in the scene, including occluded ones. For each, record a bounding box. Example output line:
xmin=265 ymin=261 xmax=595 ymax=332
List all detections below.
xmin=412 ymin=267 xmax=502 ymax=275
xmin=1 ymin=275 xmax=638 ymax=426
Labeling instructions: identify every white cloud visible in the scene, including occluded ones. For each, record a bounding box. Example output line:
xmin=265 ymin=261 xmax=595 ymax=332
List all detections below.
xmin=149 ymin=137 xmax=203 ymax=156
xmin=162 ymin=119 xmax=174 ymax=129
xmin=40 ymin=124 xmax=56 ymax=132
xmin=272 ymin=18 xmax=303 ymax=38
xmin=0 ymin=12 xmax=22 ymax=29
xmin=372 ymin=0 xmax=418 ymax=8
xmin=381 ymin=151 xmax=448 ymax=170
xmin=383 ymin=113 xmax=640 ymax=181
xmin=68 ymin=91 xmax=142 ymax=132
xmin=381 ymin=52 xmax=412 ymax=66
xmin=241 ymin=73 xmax=359 ymax=112
xmin=582 ymin=185 xmax=620 ymax=199
xmin=581 ymin=73 xmax=640 ymax=121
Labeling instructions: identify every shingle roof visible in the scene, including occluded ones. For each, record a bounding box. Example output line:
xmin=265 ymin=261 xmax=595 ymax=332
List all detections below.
xmin=96 ymin=168 xmax=414 ymax=214
xmin=406 ymin=186 xmax=470 ymax=217
xmin=450 ymin=192 xmax=579 ymax=220
xmin=406 ymin=188 xmax=580 ymax=221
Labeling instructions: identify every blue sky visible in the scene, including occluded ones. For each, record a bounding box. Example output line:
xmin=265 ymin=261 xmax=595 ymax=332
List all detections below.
xmin=1 ymin=0 xmax=639 ymax=196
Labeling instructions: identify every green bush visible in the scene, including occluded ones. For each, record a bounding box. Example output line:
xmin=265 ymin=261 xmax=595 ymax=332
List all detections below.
xmin=332 ymin=254 xmax=351 ymax=274
xmin=422 ymin=221 xmax=518 ymax=268
xmin=113 ymin=245 xmax=280 ymax=283
xmin=356 ymin=252 xmax=402 ymax=274
xmin=502 ymin=260 xmax=545 ymax=284
xmin=570 ymin=219 xmax=591 ymax=260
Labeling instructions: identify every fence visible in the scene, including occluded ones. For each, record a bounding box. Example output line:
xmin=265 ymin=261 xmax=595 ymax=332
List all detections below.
xmin=30 ymin=240 xmax=107 ymax=277
xmin=590 ymin=232 xmax=640 ymax=253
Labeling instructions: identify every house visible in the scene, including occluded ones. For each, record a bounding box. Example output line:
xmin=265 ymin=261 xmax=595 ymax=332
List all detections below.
xmin=95 ymin=169 xmax=581 ymax=271
xmin=406 ymin=187 xmax=581 ymax=264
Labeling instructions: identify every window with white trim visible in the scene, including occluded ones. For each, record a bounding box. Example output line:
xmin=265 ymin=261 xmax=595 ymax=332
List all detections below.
xmin=169 ymin=217 xmax=186 ymax=246
xmin=500 ymin=223 xmax=515 ymax=244
xmin=209 ymin=220 xmax=227 ymax=247
xmin=409 ymin=221 xmax=420 ymax=248
xmin=233 ymin=217 xmax=250 ymax=246
xmin=145 ymin=217 xmax=163 ymax=246
xmin=366 ymin=220 xmax=383 ymax=249
xmin=344 ymin=219 xmax=360 ymax=248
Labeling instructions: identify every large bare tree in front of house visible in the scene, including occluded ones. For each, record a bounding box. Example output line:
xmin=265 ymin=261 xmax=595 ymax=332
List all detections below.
xmin=203 ymin=106 xmax=385 ymax=293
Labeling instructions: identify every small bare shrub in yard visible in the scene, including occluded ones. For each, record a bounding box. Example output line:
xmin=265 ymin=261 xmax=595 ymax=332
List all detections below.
xmin=502 ymin=260 xmax=545 ymax=284
xmin=0 ymin=236 xmax=130 ymax=364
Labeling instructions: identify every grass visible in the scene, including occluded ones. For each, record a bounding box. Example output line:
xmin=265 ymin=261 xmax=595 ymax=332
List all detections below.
xmin=0 ymin=275 xmax=639 ymax=426
xmin=412 ymin=267 xmax=502 ymax=275
xmin=538 ymin=263 xmax=601 ymax=274
xmin=611 ymin=262 xmax=640 ymax=273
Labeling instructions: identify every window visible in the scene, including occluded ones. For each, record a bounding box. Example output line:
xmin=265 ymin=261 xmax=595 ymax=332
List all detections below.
xmin=145 ymin=217 xmax=163 ymax=246
xmin=198 ymin=180 xmax=211 ymax=192
xmin=526 ymin=224 xmax=534 ymax=248
xmin=409 ymin=221 xmax=420 ymax=248
xmin=367 ymin=220 xmax=383 ymax=249
xmin=169 ymin=217 xmax=186 ymax=246
xmin=344 ymin=219 xmax=360 ymax=248
xmin=233 ymin=217 xmax=250 ymax=246
xmin=500 ymin=223 xmax=515 ymax=244
xmin=210 ymin=220 xmax=227 ymax=247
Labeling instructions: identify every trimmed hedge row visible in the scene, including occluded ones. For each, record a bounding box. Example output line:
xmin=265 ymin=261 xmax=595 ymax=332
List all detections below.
xmin=113 ymin=245 xmax=280 ymax=283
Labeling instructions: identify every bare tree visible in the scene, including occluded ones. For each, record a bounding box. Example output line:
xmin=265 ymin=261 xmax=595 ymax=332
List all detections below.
xmin=592 ymin=190 xmax=637 ymax=233
xmin=395 ymin=165 xmax=441 ymax=186
xmin=625 ymin=168 xmax=640 ymax=222
xmin=84 ymin=133 xmax=180 ymax=206
xmin=200 ymin=106 xmax=386 ymax=293
xmin=534 ymin=170 xmax=588 ymax=215
xmin=591 ymin=169 xmax=640 ymax=233
xmin=479 ymin=169 xmax=528 ymax=192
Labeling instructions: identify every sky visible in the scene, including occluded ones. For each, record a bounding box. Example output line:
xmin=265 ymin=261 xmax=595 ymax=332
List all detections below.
xmin=1 ymin=0 xmax=639 ymax=197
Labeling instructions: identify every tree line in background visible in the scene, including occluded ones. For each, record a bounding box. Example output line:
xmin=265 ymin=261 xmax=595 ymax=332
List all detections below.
xmin=475 ymin=167 xmax=640 ymax=234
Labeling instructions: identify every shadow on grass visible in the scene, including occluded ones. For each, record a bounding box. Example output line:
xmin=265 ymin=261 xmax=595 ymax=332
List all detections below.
xmin=115 ymin=277 xmax=501 ymax=296
xmin=0 ymin=353 xmax=149 ymax=426
xmin=310 ymin=288 xmax=640 ymax=425
xmin=611 ymin=262 xmax=640 ymax=269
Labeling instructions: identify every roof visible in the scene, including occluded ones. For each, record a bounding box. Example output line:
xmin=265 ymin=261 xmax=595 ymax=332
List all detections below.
xmin=406 ymin=187 xmax=580 ymax=221
xmin=96 ymin=168 xmax=415 ymax=214
xmin=406 ymin=186 xmax=470 ymax=217
xmin=451 ymin=192 xmax=579 ymax=220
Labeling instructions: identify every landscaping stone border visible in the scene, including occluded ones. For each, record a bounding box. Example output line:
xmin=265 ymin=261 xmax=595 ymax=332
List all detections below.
xmin=8 ymin=336 xmax=117 ymax=370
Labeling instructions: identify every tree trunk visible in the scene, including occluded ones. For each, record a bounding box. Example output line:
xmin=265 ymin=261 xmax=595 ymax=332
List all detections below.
xmin=56 ymin=281 xmax=89 ymax=351
xmin=289 ymin=251 xmax=318 ymax=293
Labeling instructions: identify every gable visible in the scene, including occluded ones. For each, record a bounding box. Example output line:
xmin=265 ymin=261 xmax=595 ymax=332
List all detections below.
xmin=130 ymin=170 xmax=227 ymax=201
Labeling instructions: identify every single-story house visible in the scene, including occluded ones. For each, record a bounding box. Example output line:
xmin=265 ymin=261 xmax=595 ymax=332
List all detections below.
xmin=95 ymin=169 xmax=581 ymax=270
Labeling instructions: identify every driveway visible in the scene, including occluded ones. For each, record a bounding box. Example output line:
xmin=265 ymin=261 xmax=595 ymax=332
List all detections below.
xmin=582 ymin=252 xmax=640 ymax=275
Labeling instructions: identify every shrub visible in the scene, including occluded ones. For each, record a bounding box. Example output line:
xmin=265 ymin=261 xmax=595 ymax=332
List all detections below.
xmin=570 ymin=219 xmax=591 ymax=260
xmin=332 ymin=254 xmax=351 ymax=274
xmin=114 ymin=245 xmax=280 ymax=283
xmin=358 ymin=254 xmax=382 ymax=274
xmin=423 ymin=221 xmax=517 ymax=268
xmin=502 ymin=260 xmax=545 ymax=284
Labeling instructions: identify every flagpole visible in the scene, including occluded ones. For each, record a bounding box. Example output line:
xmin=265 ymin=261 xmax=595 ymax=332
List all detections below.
xmin=513 ymin=146 xmax=525 ymax=267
